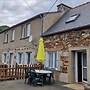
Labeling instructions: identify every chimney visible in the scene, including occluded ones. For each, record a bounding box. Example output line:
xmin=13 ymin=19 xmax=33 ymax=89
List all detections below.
xmin=57 ymin=3 xmax=72 ymax=12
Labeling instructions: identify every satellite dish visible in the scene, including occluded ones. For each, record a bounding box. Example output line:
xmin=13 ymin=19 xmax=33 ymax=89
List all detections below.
xmin=29 ymin=35 xmax=32 ymax=42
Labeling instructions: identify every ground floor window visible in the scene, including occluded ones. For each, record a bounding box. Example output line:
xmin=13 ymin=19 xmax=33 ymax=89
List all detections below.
xmin=18 ymin=53 xmax=23 ymax=64
xmin=26 ymin=52 xmax=32 ymax=65
xmin=9 ymin=53 xmax=14 ymax=66
xmin=46 ymin=52 xmax=59 ymax=69
xmin=3 ymin=53 xmax=7 ymax=64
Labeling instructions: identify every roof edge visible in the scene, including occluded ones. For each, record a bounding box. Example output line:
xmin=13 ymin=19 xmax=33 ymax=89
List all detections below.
xmin=0 ymin=11 xmax=60 ymax=33
xmin=42 ymin=24 xmax=90 ymax=37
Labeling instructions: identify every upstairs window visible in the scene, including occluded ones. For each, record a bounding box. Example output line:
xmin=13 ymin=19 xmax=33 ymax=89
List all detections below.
xmin=11 ymin=29 xmax=15 ymax=41
xmin=66 ymin=14 xmax=80 ymax=23
xmin=21 ymin=25 xmax=25 ymax=38
xmin=4 ymin=31 xmax=8 ymax=43
xmin=26 ymin=23 xmax=30 ymax=37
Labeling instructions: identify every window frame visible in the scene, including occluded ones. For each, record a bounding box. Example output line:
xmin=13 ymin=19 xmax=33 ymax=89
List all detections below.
xmin=21 ymin=25 xmax=25 ymax=38
xmin=18 ymin=53 xmax=23 ymax=65
xmin=4 ymin=31 xmax=8 ymax=43
xmin=66 ymin=14 xmax=80 ymax=23
xmin=26 ymin=23 xmax=30 ymax=37
xmin=11 ymin=29 xmax=15 ymax=41
xmin=46 ymin=52 xmax=58 ymax=69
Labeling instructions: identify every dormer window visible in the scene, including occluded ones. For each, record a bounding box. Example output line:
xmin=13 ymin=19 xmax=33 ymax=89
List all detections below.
xmin=66 ymin=14 xmax=80 ymax=23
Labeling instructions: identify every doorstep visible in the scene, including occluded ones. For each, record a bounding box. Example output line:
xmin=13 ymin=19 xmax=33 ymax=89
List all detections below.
xmin=63 ymin=83 xmax=84 ymax=90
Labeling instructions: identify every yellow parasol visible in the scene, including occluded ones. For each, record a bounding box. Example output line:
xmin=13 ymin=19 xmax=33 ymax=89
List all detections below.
xmin=36 ymin=38 xmax=46 ymax=62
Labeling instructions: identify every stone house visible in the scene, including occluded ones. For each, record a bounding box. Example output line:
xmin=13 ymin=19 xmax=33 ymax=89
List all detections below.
xmin=0 ymin=11 xmax=65 ymax=66
xmin=42 ymin=2 xmax=90 ymax=84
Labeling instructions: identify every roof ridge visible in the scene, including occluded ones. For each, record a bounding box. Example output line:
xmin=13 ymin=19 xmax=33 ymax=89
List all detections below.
xmin=73 ymin=1 xmax=90 ymax=9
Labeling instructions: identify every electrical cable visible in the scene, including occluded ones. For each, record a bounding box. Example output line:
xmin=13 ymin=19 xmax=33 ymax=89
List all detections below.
xmin=44 ymin=0 xmax=58 ymax=17
xmin=24 ymin=0 xmax=37 ymax=14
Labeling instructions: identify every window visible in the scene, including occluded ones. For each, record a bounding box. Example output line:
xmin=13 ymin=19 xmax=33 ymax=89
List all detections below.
xmin=66 ymin=14 xmax=80 ymax=23
xmin=11 ymin=30 xmax=15 ymax=41
xmin=18 ymin=53 xmax=23 ymax=64
xmin=26 ymin=52 xmax=32 ymax=65
xmin=26 ymin=24 xmax=30 ymax=37
xmin=46 ymin=52 xmax=58 ymax=69
xmin=4 ymin=31 xmax=8 ymax=43
xmin=9 ymin=53 xmax=14 ymax=65
xmin=3 ymin=53 xmax=7 ymax=63
xmin=21 ymin=25 xmax=25 ymax=38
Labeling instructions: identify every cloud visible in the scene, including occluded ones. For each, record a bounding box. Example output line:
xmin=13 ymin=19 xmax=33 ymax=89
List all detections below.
xmin=0 ymin=0 xmax=89 ymax=26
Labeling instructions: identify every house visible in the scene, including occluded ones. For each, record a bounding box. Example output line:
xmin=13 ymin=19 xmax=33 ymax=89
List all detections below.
xmin=42 ymin=2 xmax=90 ymax=84
xmin=0 ymin=8 xmax=67 ymax=66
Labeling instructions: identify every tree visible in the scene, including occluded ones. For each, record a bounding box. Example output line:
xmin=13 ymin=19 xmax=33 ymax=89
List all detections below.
xmin=0 ymin=25 xmax=9 ymax=31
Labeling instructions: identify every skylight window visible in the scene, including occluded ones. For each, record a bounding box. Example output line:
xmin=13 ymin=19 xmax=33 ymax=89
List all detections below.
xmin=66 ymin=14 xmax=80 ymax=23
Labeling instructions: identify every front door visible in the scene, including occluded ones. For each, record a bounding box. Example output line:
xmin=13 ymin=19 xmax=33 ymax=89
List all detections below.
xmin=74 ymin=51 xmax=87 ymax=82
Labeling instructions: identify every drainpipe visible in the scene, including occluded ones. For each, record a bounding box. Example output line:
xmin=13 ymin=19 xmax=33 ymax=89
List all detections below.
xmin=40 ymin=14 xmax=43 ymax=35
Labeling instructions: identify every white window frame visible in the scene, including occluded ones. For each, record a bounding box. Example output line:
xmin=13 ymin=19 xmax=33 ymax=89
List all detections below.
xmin=11 ymin=29 xmax=15 ymax=41
xmin=4 ymin=31 xmax=8 ymax=43
xmin=26 ymin=52 xmax=32 ymax=65
xmin=46 ymin=52 xmax=58 ymax=69
xmin=26 ymin=23 xmax=30 ymax=37
xmin=9 ymin=53 xmax=14 ymax=66
xmin=2 ymin=53 xmax=7 ymax=64
xmin=18 ymin=53 xmax=23 ymax=65
xmin=21 ymin=25 xmax=25 ymax=38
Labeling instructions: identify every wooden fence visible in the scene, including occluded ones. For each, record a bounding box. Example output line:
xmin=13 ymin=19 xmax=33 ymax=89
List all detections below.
xmin=0 ymin=64 xmax=44 ymax=81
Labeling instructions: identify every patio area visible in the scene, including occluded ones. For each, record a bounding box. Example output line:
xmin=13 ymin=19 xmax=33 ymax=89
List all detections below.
xmin=0 ymin=80 xmax=84 ymax=90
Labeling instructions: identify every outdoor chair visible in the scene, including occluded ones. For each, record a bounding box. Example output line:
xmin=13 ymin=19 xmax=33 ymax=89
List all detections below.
xmin=46 ymin=68 xmax=56 ymax=84
xmin=31 ymin=71 xmax=43 ymax=86
xmin=24 ymin=68 xmax=31 ymax=84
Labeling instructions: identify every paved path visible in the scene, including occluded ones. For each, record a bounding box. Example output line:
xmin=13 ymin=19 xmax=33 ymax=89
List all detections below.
xmin=0 ymin=80 xmax=83 ymax=90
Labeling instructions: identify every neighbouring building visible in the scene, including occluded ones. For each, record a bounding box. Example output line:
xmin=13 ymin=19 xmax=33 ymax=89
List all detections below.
xmin=0 ymin=5 xmax=69 ymax=67
xmin=42 ymin=2 xmax=90 ymax=84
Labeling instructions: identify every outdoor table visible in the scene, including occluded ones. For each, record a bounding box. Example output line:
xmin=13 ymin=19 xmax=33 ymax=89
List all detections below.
xmin=35 ymin=70 xmax=52 ymax=84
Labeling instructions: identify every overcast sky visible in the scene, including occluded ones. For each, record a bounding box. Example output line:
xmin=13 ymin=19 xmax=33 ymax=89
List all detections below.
xmin=0 ymin=0 xmax=90 ymax=26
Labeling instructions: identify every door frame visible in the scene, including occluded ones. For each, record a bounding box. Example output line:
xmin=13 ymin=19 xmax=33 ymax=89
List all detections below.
xmin=74 ymin=51 xmax=87 ymax=83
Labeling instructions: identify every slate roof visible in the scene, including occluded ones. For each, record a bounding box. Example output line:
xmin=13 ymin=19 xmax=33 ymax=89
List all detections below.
xmin=42 ymin=2 xmax=90 ymax=36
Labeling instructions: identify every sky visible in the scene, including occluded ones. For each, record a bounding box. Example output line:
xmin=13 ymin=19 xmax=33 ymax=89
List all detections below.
xmin=0 ymin=0 xmax=90 ymax=26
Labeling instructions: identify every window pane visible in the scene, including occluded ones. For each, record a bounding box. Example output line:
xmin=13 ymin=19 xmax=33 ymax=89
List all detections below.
xmin=27 ymin=52 xmax=31 ymax=65
xmin=12 ymin=30 xmax=15 ymax=41
xmin=18 ymin=53 xmax=22 ymax=64
xmin=4 ymin=32 xmax=8 ymax=42
xmin=83 ymin=53 xmax=87 ymax=67
xmin=83 ymin=68 xmax=87 ymax=81
xmin=4 ymin=54 xmax=7 ymax=63
xmin=21 ymin=25 xmax=25 ymax=38
xmin=48 ymin=52 xmax=57 ymax=68
xmin=54 ymin=53 xmax=57 ymax=68
xmin=26 ymin=24 xmax=30 ymax=37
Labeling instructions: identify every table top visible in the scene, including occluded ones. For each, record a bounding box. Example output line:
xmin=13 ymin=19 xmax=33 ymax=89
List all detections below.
xmin=35 ymin=70 xmax=52 ymax=74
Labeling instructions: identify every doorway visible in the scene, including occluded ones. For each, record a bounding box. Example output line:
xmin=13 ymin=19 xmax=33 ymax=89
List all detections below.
xmin=74 ymin=51 xmax=87 ymax=82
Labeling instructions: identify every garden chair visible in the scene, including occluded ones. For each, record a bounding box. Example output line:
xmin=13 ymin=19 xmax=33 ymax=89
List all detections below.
xmin=31 ymin=70 xmax=43 ymax=86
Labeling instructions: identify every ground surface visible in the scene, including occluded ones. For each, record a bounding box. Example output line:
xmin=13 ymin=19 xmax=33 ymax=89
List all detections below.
xmin=0 ymin=80 xmax=84 ymax=90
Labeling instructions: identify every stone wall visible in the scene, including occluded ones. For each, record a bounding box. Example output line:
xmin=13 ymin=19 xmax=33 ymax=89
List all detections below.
xmin=43 ymin=28 xmax=90 ymax=73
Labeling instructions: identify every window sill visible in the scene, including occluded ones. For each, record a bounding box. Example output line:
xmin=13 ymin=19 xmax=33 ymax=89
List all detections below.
xmin=11 ymin=40 xmax=14 ymax=42
xmin=20 ymin=36 xmax=29 ymax=40
xmin=3 ymin=42 xmax=8 ymax=44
